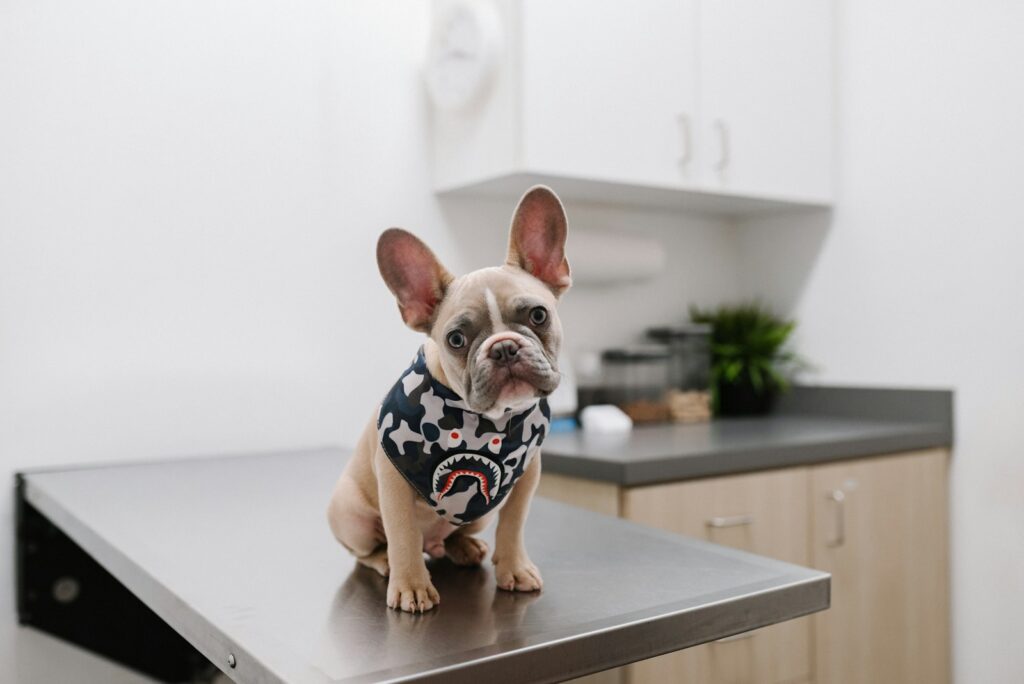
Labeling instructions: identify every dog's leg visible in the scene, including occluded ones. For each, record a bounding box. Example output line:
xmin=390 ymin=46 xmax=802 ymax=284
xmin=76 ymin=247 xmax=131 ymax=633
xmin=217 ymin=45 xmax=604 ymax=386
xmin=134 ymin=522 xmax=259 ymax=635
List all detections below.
xmin=356 ymin=546 xmax=390 ymax=577
xmin=327 ymin=473 xmax=384 ymax=555
xmin=492 ymin=455 xmax=543 ymax=592
xmin=375 ymin=448 xmax=440 ymax=612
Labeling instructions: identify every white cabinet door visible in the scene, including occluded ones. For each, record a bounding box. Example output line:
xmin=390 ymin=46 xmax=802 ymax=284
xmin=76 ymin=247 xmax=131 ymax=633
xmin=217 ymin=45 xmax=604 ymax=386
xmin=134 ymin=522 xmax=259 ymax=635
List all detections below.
xmin=521 ymin=0 xmax=699 ymax=189
xmin=698 ymin=0 xmax=834 ymax=203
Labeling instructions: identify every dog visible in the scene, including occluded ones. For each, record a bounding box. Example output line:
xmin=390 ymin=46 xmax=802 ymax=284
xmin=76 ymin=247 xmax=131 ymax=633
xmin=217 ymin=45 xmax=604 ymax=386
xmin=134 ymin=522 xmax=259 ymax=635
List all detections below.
xmin=327 ymin=185 xmax=571 ymax=613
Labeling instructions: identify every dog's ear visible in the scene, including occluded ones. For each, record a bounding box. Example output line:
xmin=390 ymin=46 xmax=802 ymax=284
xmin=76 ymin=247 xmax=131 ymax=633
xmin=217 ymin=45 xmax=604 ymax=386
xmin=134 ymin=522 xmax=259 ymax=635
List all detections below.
xmin=377 ymin=228 xmax=454 ymax=332
xmin=507 ymin=185 xmax=572 ymax=296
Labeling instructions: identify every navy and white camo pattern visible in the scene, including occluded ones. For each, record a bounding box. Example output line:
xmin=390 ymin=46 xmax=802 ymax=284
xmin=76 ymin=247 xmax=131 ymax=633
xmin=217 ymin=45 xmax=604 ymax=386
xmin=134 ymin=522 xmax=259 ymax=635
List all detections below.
xmin=377 ymin=346 xmax=550 ymax=526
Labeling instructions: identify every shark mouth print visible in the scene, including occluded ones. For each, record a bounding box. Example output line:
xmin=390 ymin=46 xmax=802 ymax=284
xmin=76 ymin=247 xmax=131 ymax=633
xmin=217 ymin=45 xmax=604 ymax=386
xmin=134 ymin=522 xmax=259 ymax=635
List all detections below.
xmin=378 ymin=346 xmax=551 ymax=525
xmin=431 ymin=453 xmax=503 ymax=505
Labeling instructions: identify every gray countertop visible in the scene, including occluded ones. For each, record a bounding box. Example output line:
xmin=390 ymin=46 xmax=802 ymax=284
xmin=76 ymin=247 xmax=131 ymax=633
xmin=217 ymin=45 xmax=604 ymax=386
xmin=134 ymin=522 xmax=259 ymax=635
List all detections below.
xmin=20 ymin=448 xmax=829 ymax=684
xmin=543 ymin=387 xmax=954 ymax=486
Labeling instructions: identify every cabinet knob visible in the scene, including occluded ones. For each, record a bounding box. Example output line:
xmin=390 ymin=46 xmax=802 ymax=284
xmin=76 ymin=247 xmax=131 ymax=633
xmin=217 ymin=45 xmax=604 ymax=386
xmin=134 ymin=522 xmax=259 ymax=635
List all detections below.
xmin=714 ymin=118 xmax=731 ymax=172
xmin=676 ymin=113 xmax=693 ymax=167
xmin=826 ymin=489 xmax=846 ymax=547
xmin=706 ymin=513 xmax=754 ymax=528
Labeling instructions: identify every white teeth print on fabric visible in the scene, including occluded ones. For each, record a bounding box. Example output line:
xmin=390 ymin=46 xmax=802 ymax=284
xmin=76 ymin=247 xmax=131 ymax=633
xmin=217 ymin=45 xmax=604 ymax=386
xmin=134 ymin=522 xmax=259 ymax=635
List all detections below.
xmin=431 ymin=453 xmax=502 ymax=506
xmin=432 ymin=453 xmax=503 ymax=493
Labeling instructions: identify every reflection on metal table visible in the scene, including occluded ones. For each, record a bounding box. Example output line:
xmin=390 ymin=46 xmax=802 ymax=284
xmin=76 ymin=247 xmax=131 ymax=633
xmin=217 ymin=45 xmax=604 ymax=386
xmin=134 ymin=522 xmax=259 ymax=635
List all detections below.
xmin=16 ymin=447 xmax=829 ymax=683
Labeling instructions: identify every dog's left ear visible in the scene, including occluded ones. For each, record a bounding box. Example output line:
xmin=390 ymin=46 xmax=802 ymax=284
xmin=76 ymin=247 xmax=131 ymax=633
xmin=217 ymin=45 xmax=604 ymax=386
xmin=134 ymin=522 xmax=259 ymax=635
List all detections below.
xmin=507 ymin=185 xmax=572 ymax=296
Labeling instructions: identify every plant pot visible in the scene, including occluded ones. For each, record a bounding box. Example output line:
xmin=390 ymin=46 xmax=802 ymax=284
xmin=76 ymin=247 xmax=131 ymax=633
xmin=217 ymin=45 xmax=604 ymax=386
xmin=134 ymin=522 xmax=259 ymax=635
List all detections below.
xmin=717 ymin=378 xmax=778 ymax=416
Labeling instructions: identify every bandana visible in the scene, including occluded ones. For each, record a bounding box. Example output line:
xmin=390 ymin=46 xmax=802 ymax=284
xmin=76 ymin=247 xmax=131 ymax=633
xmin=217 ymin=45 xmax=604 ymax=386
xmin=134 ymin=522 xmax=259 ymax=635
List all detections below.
xmin=377 ymin=346 xmax=550 ymax=526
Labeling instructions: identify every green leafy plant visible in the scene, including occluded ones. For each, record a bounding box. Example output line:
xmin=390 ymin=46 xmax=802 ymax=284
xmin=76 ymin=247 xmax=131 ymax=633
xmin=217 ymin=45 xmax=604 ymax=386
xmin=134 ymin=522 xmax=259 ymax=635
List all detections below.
xmin=689 ymin=302 xmax=804 ymax=396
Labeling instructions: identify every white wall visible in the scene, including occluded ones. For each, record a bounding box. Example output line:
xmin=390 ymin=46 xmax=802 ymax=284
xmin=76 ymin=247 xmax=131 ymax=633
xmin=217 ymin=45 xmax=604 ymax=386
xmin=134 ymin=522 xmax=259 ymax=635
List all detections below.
xmin=8 ymin=0 xmax=1018 ymax=681
xmin=0 ymin=2 xmax=738 ymax=681
xmin=737 ymin=1 xmax=1024 ymax=681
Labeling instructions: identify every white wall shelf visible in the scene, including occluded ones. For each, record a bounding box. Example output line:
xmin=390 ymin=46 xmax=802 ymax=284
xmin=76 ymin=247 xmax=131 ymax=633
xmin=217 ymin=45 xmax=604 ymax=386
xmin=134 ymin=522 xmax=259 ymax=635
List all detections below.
xmin=437 ymin=170 xmax=833 ymax=217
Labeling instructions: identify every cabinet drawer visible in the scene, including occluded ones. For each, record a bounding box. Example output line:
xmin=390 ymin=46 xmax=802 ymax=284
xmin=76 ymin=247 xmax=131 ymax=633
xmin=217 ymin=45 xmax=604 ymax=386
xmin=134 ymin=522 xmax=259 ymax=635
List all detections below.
xmin=621 ymin=468 xmax=812 ymax=684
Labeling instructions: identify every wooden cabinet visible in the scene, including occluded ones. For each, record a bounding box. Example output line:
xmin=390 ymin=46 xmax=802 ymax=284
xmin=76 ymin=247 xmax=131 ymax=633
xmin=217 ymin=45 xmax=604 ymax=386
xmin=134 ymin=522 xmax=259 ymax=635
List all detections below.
xmin=544 ymin=448 xmax=950 ymax=684
xmin=810 ymin=450 xmax=950 ymax=684
xmin=622 ymin=469 xmax=812 ymax=684
xmin=430 ymin=0 xmax=834 ymax=211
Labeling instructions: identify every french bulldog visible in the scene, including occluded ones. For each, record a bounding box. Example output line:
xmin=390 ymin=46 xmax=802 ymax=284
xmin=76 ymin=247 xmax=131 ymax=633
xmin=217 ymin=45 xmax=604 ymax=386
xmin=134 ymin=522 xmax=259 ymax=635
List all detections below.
xmin=327 ymin=186 xmax=571 ymax=613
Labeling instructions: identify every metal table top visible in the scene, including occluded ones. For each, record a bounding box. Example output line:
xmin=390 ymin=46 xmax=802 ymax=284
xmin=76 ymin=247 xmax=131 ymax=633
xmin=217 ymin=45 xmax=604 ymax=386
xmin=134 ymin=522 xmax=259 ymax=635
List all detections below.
xmin=21 ymin=448 xmax=829 ymax=683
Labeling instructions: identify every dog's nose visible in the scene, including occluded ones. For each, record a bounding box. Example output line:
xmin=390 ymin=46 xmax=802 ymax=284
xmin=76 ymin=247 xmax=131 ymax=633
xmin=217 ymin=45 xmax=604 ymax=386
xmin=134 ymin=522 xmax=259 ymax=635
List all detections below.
xmin=489 ymin=339 xmax=520 ymax=363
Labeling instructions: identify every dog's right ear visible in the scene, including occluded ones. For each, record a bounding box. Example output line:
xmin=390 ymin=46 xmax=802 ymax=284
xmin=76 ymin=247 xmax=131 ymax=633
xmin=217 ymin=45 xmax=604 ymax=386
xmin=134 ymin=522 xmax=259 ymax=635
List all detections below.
xmin=377 ymin=228 xmax=454 ymax=332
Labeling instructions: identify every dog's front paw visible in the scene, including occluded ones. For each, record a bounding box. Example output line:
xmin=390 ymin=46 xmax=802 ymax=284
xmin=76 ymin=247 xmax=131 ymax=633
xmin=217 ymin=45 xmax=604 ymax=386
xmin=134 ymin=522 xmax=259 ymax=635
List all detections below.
xmin=445 ymin=534 xmax=489 ymax=566
xmin=494 ymin=555 xmax=543 ymax=592
xmin=387 ymin=570 xmax=440 ymax=612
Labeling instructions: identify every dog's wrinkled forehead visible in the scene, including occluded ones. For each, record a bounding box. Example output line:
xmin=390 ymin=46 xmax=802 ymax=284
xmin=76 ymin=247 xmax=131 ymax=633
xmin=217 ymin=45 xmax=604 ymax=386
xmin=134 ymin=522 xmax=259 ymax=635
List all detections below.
xmin=434 ymin=265 xmax=558 ymax=336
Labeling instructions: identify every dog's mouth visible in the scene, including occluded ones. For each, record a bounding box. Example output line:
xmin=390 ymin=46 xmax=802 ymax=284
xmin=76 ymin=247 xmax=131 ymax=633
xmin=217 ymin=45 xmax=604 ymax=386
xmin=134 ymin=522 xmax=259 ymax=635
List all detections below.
xmin=473 ymin=359 xmax=560 ymax=409
xmin=431 ymin=453 xmax=503 ymax=504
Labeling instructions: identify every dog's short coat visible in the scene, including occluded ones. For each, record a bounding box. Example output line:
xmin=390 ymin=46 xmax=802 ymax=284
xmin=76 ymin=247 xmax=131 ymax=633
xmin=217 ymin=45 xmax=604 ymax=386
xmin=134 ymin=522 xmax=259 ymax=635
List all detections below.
xmin=327 ymin=186 xmax=571 ymax=612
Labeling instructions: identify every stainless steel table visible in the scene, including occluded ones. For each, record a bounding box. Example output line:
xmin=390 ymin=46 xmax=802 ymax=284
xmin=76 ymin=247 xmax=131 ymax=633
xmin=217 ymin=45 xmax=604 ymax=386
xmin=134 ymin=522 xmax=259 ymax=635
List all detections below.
xmin=16 ymin=448 xmax=829 ymax=683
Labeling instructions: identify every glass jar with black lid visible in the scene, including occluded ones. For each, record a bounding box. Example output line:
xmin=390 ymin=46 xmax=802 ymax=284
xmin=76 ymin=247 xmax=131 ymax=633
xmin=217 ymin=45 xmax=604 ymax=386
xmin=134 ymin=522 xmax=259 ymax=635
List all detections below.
xmin=600 ymin=345 xmax=672 ymax=423
xmin=647 ymin=324 xmax=712 ymax=423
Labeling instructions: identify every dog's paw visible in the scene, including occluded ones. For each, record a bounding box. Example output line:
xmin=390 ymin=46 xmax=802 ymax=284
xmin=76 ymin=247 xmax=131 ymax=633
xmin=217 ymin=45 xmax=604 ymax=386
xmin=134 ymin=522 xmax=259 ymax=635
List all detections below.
xmin=494 ymin=556 xmax=543 ymax=592
xmin=387 ymin=571 xmax=440 ymax=612
xmin=445 ymin=535 xmax=489 ymax=566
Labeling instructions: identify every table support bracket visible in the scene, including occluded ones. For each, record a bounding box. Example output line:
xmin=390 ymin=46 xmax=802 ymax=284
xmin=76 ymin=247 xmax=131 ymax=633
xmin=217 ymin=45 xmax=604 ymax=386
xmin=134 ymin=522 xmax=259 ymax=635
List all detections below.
xmin=15 ymin=474 xmax=215 ymax=683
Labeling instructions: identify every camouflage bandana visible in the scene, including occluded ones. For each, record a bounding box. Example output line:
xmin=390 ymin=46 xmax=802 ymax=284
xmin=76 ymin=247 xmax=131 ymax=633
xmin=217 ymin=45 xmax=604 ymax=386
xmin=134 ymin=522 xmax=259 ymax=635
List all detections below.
xmin=377 ymin=346 xmax=550 ymax=526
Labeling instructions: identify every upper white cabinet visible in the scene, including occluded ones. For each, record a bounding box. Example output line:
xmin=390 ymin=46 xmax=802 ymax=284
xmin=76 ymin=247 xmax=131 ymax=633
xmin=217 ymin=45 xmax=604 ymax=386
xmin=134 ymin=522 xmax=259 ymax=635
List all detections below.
xmin=699 ymin=0 xmax=834 ymax=204
xmin=428 ymin=0 xmax=834 ymax=214
xmin=521 ymin=0 xmax=699 ymax=191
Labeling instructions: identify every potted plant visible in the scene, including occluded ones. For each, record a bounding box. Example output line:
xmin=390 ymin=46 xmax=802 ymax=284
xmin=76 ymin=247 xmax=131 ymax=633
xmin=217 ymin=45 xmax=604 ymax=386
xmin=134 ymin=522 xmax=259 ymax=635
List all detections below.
xmin=689 ymin=303 xmax=804 ymax=416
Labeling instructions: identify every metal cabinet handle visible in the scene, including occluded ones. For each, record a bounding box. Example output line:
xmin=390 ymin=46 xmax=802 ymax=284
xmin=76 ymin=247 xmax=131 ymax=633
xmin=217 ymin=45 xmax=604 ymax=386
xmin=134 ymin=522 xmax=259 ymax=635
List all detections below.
xmin=676 ymin=113 xmax=693 ymax=167
xmin=826 ymin=489 xmax=846 ymax=547
xmin=706 ymin=514 xmax=754 ymax=529
xmin=714 ymin=630 xmax=755 ymax=644
xmin=714 ymin=118 xmax=730 ymax=172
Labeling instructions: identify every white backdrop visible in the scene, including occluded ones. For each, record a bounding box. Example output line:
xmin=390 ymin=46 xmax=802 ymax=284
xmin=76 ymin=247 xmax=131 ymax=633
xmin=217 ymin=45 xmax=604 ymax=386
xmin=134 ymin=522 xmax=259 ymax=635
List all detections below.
xmin=737 ymin=2 xmax=1024 ymax=682
xmin=0 ymin=2 xmax=738 ymax=681
xmin=10 ymin=1 xmax=1016 ymax=682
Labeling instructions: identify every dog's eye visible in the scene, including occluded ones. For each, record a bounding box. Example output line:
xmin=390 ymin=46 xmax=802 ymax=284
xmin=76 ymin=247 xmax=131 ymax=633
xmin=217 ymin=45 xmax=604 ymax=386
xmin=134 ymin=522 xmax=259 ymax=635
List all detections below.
xmin=529 ymin=306 xmax=548 ymax=326
xmin=447 ymin=330 xmax=466 ymax=349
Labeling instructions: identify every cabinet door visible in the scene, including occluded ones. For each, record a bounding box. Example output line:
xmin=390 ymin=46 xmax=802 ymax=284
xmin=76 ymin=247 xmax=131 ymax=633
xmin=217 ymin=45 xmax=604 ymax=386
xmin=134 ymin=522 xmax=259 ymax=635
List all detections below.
xmin=698 ymin=0 xmax=833 ymax=203
xmin=811 ymin=450 xmax=950 ymax=684
xmin=621 ymin=468 xmax=812 ymax=684
xmin=521 ymin=0 xmax=699 ymax=188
